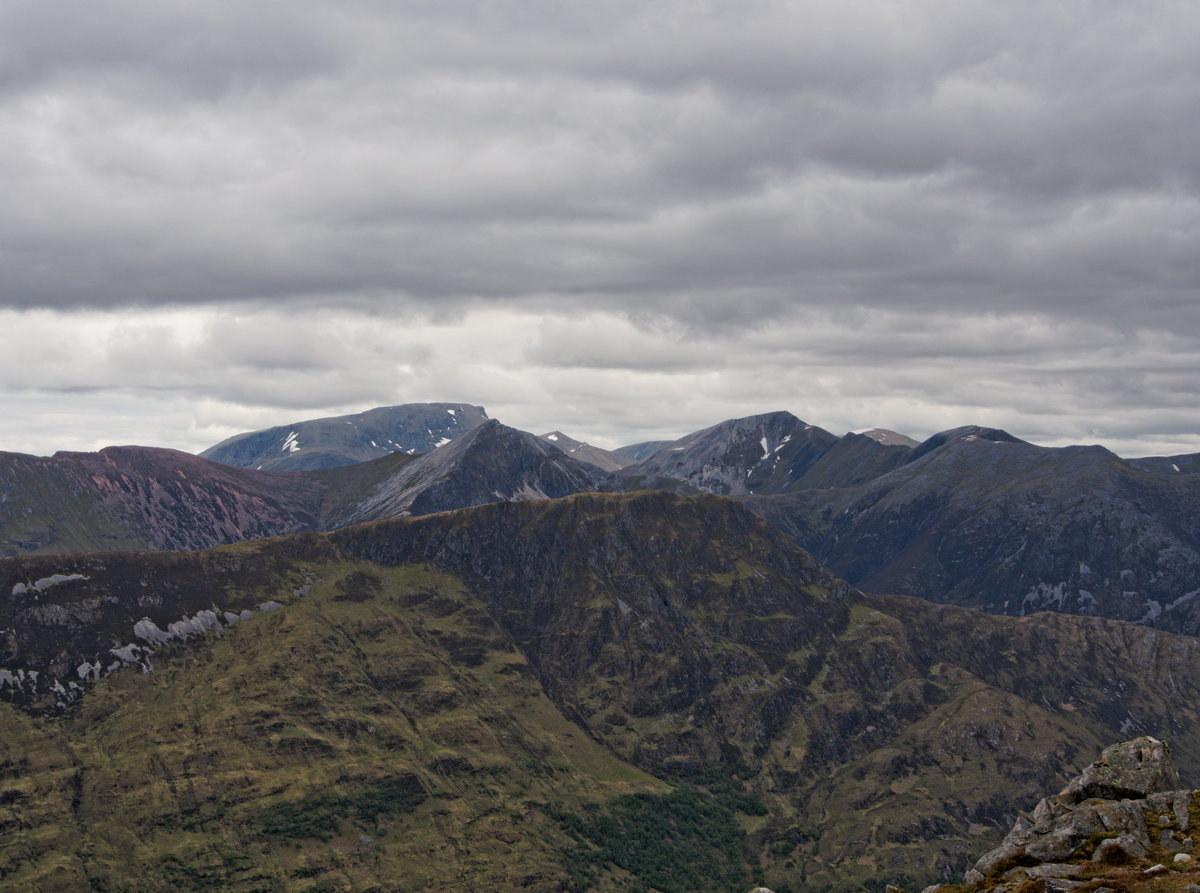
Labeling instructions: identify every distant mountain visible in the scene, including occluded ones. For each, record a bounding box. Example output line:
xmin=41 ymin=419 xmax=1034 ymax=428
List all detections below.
xmin=6 ymin=492 xmax=1200 ymax=891
xmin=538 ymin=431 xmax=632 ymax=472
xmin=7 ymin=409 xmax=1200 ymax=644
xmin=0 ymin=446 xmax=326 ymax=556
xmin=787 ymin=429 xmax=914 ymax=489
xmin=618 ymin=411 xmax=840 ymax=495
xmin=0 ymin=421 xmax=608 ymax=556
xmin=326 ymin=420 xmax=612 ymax=527
xmin=1129 ymin=451 xmax=1200 ymax=475
xmin=746 ymin=426 xmax=1200 ymax=634
xmin=613 ymin=439 xmax=673 ymax=463
xmin=200 ymin=403 xmax=489 ymax=471
xmin=856 ymin=427 xmax=920 ymax=447
xmin=616 ymin=411 xmax=914 ymax=495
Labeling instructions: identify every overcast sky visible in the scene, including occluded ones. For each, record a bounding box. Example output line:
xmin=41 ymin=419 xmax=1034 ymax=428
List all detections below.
xmin=2 ymin=0 xmax=1198 ymax=458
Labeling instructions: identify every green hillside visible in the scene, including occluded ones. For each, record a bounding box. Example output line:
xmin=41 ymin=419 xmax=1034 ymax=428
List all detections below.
xmin=4 ymin=492 xmax=1200 ymax=891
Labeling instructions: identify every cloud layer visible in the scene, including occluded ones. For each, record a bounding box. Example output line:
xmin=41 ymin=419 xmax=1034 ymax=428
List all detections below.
xmin=1 ymin=1 xmax=1198 ymax=457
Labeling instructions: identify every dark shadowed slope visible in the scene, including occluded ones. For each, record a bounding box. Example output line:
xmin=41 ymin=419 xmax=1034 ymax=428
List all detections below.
xmin=746 ymin=426 xmax=1200 ymax=634
xmin=325 ymin=419 xmax=612 ymax=527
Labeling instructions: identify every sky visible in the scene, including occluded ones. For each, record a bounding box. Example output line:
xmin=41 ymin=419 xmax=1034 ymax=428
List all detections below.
xmin=1 ymin=0 xmax=1198 ymax=459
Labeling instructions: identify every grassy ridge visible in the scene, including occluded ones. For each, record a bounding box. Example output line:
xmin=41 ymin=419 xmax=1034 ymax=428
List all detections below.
xmin=0 ymin=562 xmax=667 ymax=892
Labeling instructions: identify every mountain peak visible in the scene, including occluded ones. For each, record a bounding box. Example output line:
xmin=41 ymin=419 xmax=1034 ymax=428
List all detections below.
xmin=327 ymin=419 xmax=610 ymax=526
xmin=537 ymin=431 xmax=632 ymax=472
xmin=619 ymin=411 xmax=838 ymax=495
xmin=199 ymin=403 xmax=489 ymax=471
xmin=855 ymin=428 xmax=920 ymax=448
xmin=906 ymin=425 xmax=1027 ymax=463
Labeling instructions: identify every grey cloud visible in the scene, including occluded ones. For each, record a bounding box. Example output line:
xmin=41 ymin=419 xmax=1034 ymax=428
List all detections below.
xmin=1 ymin=0 xmax=1196 ymax=323
xmin=1 ymin=1 xmax=1199 ymax=459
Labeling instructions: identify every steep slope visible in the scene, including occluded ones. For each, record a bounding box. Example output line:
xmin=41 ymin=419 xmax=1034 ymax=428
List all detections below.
xmin=540 ymin=431 xmax=633 ymax=472
xmin=0 ymin=446 xmax=326 ymax=556
xmin=325 ymin=420 xmax=612 ymax=527
xmin=200 ymin=403 xmax=489 ymax=471
xmin=0 ymin=423 xmax=605 ymax=556
xmin=618 ymin=411 xmax=842 ymax=495
xmin=791 ymin=430 xmax=914 ymax=489
xmin=336 ymin=493 xmax=1200 ymax=888
xmin=6 ymin=493 xmax=1200 ymax=891
xmin=613 ymin=439 xmax=673 ymax=463
xmin=0 ymin=551 xmax=663 ymax=891
xmin=746 ymin=427 xmax=1200 ymax=635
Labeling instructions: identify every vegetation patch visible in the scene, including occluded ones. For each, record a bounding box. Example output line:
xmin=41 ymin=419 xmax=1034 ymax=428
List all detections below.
xmin=551 ymin=788 xmax=749 ymax=892
xmin=252 ymin=773 xmax=426 ymax=841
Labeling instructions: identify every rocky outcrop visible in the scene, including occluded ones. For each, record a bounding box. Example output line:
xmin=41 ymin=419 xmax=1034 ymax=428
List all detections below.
xmin=955 ymin=737 xmax=1200 ymax=892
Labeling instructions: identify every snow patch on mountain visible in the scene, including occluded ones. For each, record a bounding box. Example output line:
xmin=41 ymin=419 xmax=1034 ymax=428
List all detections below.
xmin=12 ymin=573 xmax=89 ymax=596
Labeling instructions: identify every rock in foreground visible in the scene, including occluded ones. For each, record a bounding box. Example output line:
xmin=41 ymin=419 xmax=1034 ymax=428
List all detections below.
xmin=930 ymin=737 xmax=1200 ymax=892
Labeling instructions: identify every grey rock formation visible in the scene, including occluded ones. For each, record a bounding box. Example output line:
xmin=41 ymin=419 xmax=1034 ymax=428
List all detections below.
xmin=965 ymin=737 xmax=1188 ymax=889
xmin=617 ymin=411 xmax=843 ymax=495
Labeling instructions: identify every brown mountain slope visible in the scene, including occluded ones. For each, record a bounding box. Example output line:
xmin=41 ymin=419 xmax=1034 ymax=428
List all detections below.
xmin=4 ymin=492 xmax=1200 ymax=890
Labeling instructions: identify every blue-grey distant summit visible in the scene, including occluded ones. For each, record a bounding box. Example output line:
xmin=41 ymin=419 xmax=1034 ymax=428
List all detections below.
xmin=199 ymin=403 xmax=489 ymax=472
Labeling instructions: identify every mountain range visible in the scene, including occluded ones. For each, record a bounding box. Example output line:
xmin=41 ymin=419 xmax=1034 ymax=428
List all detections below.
xmin=4 ymin=402 xmax=1200 ymax=890
xmin=4 ymin=405 xmax=1199 ymax=640
xmin=6 ymin=491 xmax=1200 ymax=891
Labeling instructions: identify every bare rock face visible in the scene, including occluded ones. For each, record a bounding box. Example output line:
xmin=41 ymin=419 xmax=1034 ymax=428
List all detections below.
xmin=1065 ymin=737 xmax=1181 ymax=803
xmin=964 ymin=737 xmax=1188 ymax=889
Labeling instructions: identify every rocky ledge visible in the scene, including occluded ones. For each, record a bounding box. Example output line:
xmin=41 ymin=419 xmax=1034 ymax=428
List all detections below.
xmin=922 ymin=737 xmax=1200 ymax=892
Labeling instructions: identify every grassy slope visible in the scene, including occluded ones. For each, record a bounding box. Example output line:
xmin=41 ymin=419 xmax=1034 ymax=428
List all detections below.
xmin=1 ymin=561 xmax=664 ymax=892
xmin=6 ymin=493 xmax=1200 ymax=891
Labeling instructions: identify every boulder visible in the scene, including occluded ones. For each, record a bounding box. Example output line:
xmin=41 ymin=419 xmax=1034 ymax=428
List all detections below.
xmin=965 ymin=738 xmax=1184 ymax=888
xmin=1092 ymin=834 xmax=1147 ymax=863
xmin=1060 ymin=737 xmax=1179 ymax=804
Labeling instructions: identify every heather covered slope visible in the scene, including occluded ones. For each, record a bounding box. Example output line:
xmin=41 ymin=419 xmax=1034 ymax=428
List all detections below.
xmin=0 ymin=559 xmax=663 ymax=892
xmin=7 ymin=493 xmax=1200 ymax=890
xmin=0 ymin=446 xmax=327 ymax=557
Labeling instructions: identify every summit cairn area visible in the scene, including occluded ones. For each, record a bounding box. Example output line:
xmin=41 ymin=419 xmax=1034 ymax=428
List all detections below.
xmin=931 ymin=737 xmax=1200 ymax=892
